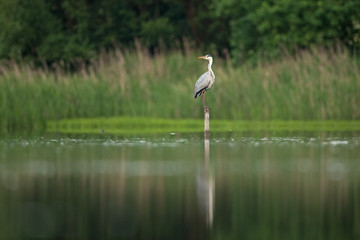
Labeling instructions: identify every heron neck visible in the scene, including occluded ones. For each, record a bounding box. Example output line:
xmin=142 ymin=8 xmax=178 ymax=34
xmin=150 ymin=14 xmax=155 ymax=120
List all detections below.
xmin=208 ymin=58 xmax=213 ymax=72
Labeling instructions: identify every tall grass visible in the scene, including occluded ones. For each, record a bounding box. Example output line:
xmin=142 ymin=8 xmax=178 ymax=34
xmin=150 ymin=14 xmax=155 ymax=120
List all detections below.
xmin=1 ymin=45 xmax=360 ymax=132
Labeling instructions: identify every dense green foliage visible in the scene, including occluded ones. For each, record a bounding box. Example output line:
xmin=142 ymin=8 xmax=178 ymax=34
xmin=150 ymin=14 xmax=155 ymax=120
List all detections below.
xmin=0 ymin=0 xmax=359 ymax=64
xmin=218 ymin=0 xmax=360 ymax=61
xmin=1 ymin=46 xmax=359 ymax=132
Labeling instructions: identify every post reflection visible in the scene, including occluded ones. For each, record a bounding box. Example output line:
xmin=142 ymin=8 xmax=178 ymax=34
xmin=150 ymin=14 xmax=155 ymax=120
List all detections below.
xmin=196 ymin=137 xmax=215 ymax=228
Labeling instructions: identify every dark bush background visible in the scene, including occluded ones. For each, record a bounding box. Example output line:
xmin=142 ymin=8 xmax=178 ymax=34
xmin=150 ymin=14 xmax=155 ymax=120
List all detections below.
xmin=0 ymin=0 xmax=359 ymax=64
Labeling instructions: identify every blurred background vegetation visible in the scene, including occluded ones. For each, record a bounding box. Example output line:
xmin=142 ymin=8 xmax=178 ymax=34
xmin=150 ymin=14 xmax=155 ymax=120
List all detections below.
xmin=1 ymin=0 xmax=359 ymax=64
xmin=0 ymin=0 xmax=360 ymax=131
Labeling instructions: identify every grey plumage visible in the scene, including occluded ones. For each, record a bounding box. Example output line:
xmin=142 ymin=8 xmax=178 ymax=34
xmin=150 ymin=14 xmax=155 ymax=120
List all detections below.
xmin=194 ymin=72 xmax=214 ymax=98
xmin=194 ymin=54 xmax=215 ymax=109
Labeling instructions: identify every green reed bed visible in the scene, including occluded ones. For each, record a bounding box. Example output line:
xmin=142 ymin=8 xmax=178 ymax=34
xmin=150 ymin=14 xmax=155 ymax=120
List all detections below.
xmin=1 ymin=46 xmax=360 ymax=132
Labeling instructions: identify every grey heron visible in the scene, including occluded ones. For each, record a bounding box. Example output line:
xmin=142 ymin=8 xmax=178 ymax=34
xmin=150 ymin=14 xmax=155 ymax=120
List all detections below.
xmin=194 ymin=54 xmax=215 ymax=110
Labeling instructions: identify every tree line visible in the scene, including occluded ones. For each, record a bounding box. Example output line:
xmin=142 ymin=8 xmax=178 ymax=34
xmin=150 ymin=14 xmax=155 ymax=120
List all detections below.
xmin=0 ymin=0 xmax=359 ymax=65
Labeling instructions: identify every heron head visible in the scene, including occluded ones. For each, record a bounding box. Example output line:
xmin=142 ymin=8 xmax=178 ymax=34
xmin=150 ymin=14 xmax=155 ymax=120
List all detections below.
xmin=198 ymin=54 xmax=212 ymax=61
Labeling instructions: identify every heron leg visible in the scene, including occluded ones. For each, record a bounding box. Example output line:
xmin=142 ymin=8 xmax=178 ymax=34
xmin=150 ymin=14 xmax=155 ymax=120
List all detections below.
xmin=201 ymin=92 xmax=205 ymax=107
xmin=201 ymin=91 xmax=210 ymax=111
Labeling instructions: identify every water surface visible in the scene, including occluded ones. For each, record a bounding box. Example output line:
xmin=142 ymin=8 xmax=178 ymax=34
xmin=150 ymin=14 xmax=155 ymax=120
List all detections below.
xmin=0 ymin=132 xmax=359 ymax=239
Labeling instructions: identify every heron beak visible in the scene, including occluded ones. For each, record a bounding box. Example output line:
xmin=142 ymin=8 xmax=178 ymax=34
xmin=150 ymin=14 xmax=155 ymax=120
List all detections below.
xmin=198 ymin=56 xmax=205 ymax=59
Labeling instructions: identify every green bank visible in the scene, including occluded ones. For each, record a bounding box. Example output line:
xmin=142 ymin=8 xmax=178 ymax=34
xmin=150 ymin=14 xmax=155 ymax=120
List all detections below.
xmin=47 ymin=117 xmax=360 ymax=135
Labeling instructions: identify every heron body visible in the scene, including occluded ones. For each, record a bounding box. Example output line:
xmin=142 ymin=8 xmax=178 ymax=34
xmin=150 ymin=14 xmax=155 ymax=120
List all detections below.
xmin=194 ymin=54 xmax=215 ymax=109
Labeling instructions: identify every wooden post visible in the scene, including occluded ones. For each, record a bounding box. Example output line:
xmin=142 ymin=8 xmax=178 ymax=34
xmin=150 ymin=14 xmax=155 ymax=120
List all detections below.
xmin=204 ymin=107 xmax=210 ymax=140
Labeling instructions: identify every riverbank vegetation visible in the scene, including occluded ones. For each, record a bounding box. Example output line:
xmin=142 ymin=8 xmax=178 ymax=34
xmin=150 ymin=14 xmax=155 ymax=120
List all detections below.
xmin=47 ymin=117 xmax=360 ymax=135
xmin=1 ymin=0 xmax=359 ymax=65
xmin=1 ymin=45 xmax=359 ymax=132
xmin=1 ymin=0 xmax=360 ymax=132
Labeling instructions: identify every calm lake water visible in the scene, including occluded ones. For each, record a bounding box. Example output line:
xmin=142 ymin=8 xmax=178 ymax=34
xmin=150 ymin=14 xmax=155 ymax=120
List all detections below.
xmin=1 ymin=131 xmax=359 ymax=239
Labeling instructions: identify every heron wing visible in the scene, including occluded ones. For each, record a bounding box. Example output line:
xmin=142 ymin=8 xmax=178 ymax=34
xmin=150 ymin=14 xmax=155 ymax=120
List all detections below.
xmin=194 ymin=71 xmax=211 ymax=98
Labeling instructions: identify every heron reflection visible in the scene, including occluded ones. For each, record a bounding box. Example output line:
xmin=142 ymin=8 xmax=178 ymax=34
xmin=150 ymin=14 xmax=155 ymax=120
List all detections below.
xmin=196 ymin=137 xmax=215 ymax=227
